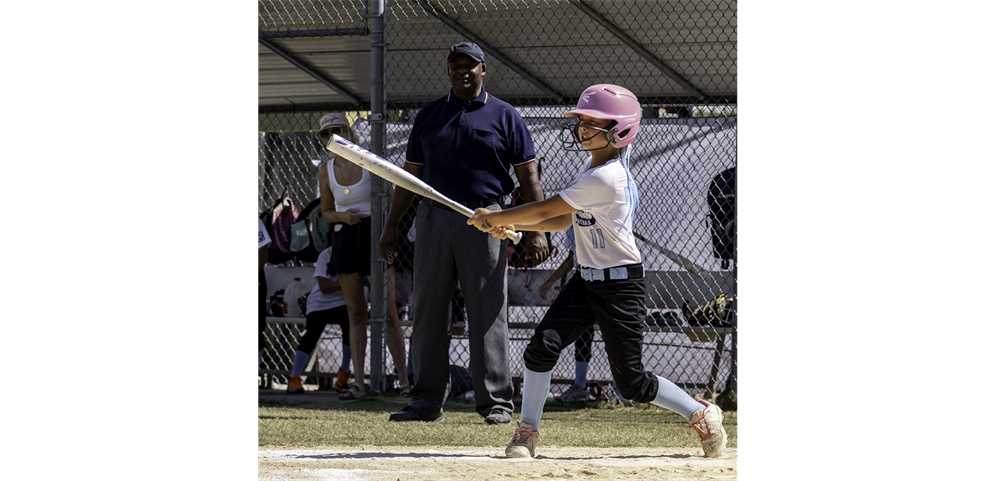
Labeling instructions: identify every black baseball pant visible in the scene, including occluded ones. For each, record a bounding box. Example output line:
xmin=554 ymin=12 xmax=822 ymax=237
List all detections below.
xmin=523 ymin=272 xmax=657 ymax=403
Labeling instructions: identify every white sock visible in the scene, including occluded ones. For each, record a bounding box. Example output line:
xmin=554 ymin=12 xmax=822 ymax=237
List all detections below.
xmin=520 ymin=368 xmax=552 ymax=430
xmin=290 ymin=350 xmax=309 ymax=378
xmin=650 ymin=375 xmax=702 ymax=420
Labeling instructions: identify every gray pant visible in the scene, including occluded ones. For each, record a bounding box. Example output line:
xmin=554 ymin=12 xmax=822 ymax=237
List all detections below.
xmin=407 ymin=201 xmax=513 ymax=417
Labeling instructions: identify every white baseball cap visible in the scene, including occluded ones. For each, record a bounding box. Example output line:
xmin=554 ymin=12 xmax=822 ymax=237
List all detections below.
xmin=317 ymin=112 xmax=349 ymax=136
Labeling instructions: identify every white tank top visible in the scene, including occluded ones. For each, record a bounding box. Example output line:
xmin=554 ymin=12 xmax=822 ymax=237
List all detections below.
xmin=327 ymin=160 xmax=372 ymax=215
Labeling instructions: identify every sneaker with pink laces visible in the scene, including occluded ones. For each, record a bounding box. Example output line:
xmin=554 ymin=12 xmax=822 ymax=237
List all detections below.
xmin=505 ymin=421 xmax=539 ymax=458
xmin=687 ymin=400 xmax=727 ymax=457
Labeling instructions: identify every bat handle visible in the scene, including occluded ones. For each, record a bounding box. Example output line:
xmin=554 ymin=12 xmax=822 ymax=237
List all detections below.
xmin=460 ymin=204 xmax=522 ymax=244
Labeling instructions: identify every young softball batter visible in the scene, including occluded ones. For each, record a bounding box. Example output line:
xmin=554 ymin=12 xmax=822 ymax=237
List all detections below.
xmin=467 ymin=84 xmax=727 ymax=459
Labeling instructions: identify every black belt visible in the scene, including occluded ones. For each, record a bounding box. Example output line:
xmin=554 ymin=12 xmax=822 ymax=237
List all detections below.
xmin=577 ymin=264 xmax=644 ymax=281
xmin=423 ymin=197 xmax=502 ymax=211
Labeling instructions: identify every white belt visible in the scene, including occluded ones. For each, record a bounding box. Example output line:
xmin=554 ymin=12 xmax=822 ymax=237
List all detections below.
xmin=577 ymin=264 xmax=643 ymax=282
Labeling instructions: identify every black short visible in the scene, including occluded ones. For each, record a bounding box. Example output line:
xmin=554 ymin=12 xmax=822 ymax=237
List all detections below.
xmin=329 ymin=216 xmax=371 ymax=276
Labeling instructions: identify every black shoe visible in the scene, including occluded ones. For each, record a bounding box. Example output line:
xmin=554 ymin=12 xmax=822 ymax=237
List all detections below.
xmin=484 ymin=408 xmax=511 ymax=425
xmin=388 ymin=406 xmax=444 ymax=423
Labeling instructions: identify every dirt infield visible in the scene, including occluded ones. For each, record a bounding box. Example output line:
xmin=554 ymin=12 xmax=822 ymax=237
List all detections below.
xmin=258 ymin=445 xmax=737 ymax=480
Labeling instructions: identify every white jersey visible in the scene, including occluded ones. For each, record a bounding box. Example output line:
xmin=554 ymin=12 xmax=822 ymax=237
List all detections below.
xmin=558 ymin=148 xmax=641 ymax=270
xmin=258 ymin=218 xmax=271 ymax=249
xmin=306 ymin=247 xmax=346 ymax=313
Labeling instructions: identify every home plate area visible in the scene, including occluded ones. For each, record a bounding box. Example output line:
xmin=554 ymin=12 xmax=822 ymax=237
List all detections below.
xmin=258 ymin=446 xmax=737 ymax=480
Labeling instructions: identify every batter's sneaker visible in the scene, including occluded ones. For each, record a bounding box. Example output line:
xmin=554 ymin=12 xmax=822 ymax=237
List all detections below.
xmin=688 ymin=400 xmax=727 ymax=458
xmin=287 ymin=376 xmax=304 ymax=394
xmin=555 ymin=385 xmax=590 ymax=402
xmin=333 ymin=369 xmax=350 ymax=392
xmin=505 ymin=422 xmax=538 ymax=458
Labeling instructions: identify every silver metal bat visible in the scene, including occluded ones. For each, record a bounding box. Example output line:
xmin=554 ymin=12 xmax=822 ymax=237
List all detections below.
xmin=326 ymin=134 xmax=523 ymax=244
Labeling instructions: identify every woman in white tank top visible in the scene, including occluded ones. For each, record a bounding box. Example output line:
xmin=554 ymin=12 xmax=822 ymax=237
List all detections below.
xmin=316 ymin=113 xmax=410 ymax=399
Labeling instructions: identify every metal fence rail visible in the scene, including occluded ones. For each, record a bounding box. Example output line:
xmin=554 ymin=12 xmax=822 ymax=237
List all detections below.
xmin=258 ymin=0 xmax=736 ymax=401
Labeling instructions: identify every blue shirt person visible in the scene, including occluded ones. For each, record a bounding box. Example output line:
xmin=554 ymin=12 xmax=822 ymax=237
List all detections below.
xmin=381 ymin=42 xmax=549 ymax=425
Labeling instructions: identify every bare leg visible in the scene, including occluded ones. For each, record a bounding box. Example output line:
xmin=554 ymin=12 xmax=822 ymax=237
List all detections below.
xmin=385 ymin=267 xmax=409 ymax=390
xmin=339 ymin=272 xmax=367 ymax=391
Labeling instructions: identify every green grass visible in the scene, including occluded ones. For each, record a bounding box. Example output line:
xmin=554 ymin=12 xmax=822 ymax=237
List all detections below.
xmin=259 ymin=393 xmax=736 ymax=450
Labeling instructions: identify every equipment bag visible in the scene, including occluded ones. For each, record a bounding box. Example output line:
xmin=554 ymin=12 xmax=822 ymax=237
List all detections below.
xmin=707 ymin=166 xmax=736 ymax=269
xmin=586 ymin=381 xmax=609 ymax=401
xmin=306 ymin=199 xmax=335 ymax=255
xmin=289 ymin=198 xmax=322 ymax=263
xmin=271 ymin=198 xmax=297 ymax=253
xmin=260 ymin=190 xmax=298 ymax=263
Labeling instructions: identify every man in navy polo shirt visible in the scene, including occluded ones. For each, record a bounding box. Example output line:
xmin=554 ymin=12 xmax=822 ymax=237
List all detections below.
xmin=381 ymin=42 xmax=549 ymax=424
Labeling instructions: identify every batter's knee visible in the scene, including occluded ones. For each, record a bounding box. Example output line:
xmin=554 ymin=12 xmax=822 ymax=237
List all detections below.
xmin=522 ymin=339 xmax=562 ymax=372
xmin=616 ymin=372 xmax=658 ymax=403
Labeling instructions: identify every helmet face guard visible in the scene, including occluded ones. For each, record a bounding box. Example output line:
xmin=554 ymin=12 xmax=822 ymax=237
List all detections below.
xmin=563 ymin=84 xmax=641 ymax=150
xmin=558 ymin=119 xmax=619 ymax=151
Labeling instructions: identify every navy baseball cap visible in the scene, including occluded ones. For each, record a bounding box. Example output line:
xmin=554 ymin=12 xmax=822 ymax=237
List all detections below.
xmin=447 ymin=42 xmax=485 ymax=63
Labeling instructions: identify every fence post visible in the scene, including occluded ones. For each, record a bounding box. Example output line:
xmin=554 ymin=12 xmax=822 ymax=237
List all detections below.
xmin=367 ymin=0 xmax=387 ymax=393
xmin=729 ymin=133 xmax=739 ymax=395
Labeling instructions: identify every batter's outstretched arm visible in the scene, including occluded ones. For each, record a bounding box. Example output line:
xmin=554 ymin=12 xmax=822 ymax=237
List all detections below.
xmin=468 ymin=195 xmax=574 ymax=236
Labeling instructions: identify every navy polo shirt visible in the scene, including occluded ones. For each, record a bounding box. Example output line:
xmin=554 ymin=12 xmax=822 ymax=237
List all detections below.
xmin=406 ymin=88 xmax=536 ymax=203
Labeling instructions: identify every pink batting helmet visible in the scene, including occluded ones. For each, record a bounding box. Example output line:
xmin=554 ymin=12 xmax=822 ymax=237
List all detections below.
xmin=565 ymin=84 xmax=641 ymax=148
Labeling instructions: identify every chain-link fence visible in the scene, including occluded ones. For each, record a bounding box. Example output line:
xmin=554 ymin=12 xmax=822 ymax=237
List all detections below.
xmin=258 ymin=0 xmax=736 ymax=401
